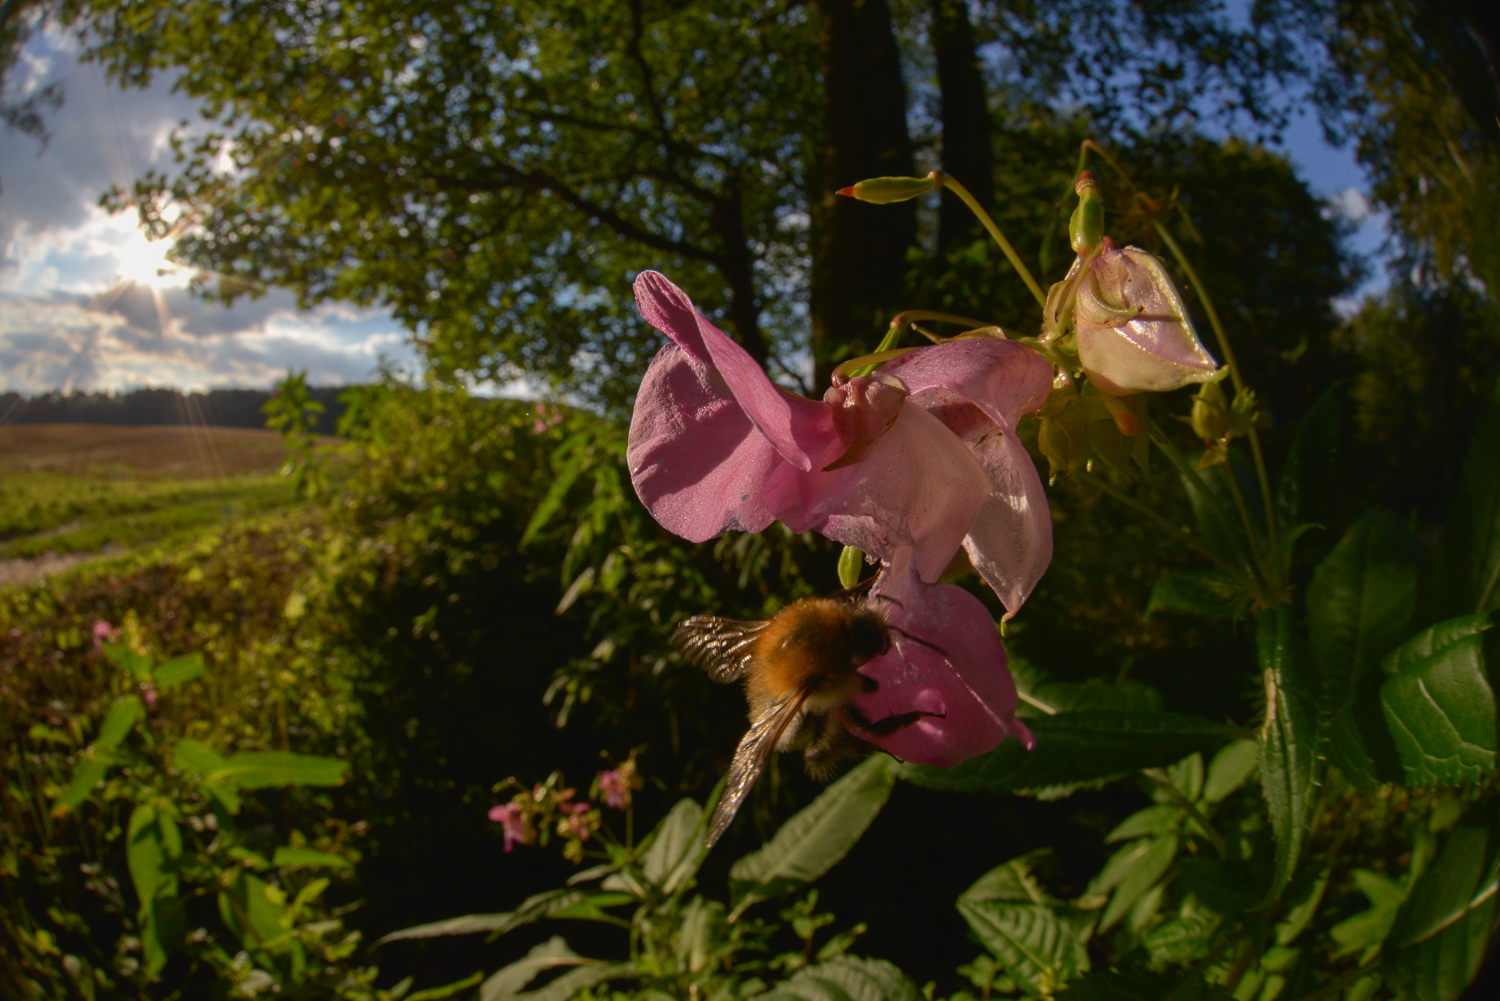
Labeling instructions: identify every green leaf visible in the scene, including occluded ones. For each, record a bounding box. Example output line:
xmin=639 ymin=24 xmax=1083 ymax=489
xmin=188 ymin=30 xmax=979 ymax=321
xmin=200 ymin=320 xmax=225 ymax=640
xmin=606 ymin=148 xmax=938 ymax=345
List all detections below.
xmin=1330 ymin=869 xmax=1405 ymax=960
xmin=1307 ymin=509 xmax=1421 ymax=711
xmin=127 ymin=804 xmax=184 ymax=977
xmin=208 ymin=751 xmax=349 ymax=789
xmin=1146 ymin=573 xmax=1237 ymax=620
xmin=1274 ymin=871 xmax=1329 ymax=945
xmin=1390 ymin=823 xmax=1498 ymax=948
xmin=1141 ymin=912 xmax=1217 ymax=967
xmin=957 ymin=898 xmax=1091 ymax=995
xmin=759 ymin=955 xmax=922 ymax=1001
xmin=1429 ymin=382 xmax=1500 ymax=619
xmin=101 ymin=642 xmax=153 ymax=680
xmin=899 ymin=712 xmax=1239 ymax=795
xmin=480 ymin=936 xmax=589 ymax=1000
xmin=174 ymin=738 xmax=242 ymax=813
xmin=1276 ymin=388 xmax=1337 ymax=529
xmin=377 ymin=889 xmax=588 ymax=945
xmin=95 ymin=695 xmax=143 ymax=750
xmin=1066 ymin=967 xmax=1233 ymax=1001
xmin=512 ymin=963 xmax=631 ymax=1001
xmin=219 ymin=870 xmax=306 ymax=977
xmin=1095 ymin=835 xmax=1179 ymax=933
xmin=272 ymin=846 xmax=352 ymax=871
xmin=547 ymin=893 xmax=635 ymax=922
xmin=963 ymin=850 xmax=1056 ymax=905
xmin=1203 ymin=740 xmax=1259 ymax=803
xmin=153 ymin=654 xmax=205 ymax=691
xmin=730 ymin=755 xmax=894 ymax=911
xmin=1257 ymin=608 xmax=1321 ymax=904
xmin=1383 ymin=893 xmax=1496 ymax=1001
xmin=53 ymin=758 xmax=111 ymax=813
xmin=638 ymin=798 xmax=704 ymax=895
xmin=1379 ymin=615 xmax=1496 ymax=786
xmin=1106 ymin=805 xmax=1182 ymax=843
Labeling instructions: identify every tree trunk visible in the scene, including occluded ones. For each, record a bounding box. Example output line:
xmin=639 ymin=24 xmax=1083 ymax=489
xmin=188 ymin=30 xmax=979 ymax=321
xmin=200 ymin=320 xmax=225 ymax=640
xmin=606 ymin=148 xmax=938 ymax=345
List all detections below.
xmin=810 ymin=0 xmax=917 ymax=389
xmin=712 ymin=173 xmax=769 ymax=369
xmin=932 ymin=0 xmax=993 ymax=252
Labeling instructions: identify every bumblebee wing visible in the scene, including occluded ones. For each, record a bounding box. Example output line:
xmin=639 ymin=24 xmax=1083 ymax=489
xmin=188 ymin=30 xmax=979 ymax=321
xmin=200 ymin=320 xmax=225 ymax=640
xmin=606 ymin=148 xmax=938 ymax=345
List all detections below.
xmin=672 ymin=615 xmax=767 ymax=684
xmin=706 ymin=691 xmax=809 ymax=847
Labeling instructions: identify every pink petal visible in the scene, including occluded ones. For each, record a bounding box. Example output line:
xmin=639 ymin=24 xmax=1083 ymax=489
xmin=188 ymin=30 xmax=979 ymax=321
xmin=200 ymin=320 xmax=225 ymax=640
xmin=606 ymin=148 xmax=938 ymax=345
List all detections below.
xmin=850 ymin=549 xmax=1028 ymax=766
xmin=762 ymin=403 xmax=992 ymax=581
xmin=634 ymin=272 xmax=844 ymax=471
xmin=627 ymin=342 xmax=780 ymax=541
xmin=881 ymin=338 xmax=1053 ymax=433
xmin=962 ymin=430 xmax=1053 ymax=619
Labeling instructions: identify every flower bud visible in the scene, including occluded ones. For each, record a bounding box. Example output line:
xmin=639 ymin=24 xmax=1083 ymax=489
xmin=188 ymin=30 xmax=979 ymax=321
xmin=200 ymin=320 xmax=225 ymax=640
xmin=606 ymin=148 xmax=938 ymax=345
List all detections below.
xmin=1076 ymin=245 xmax=1219 ymax=395
xmin=836 ymin=175 xmax=938 ymax=205
xmin=1068 ymin=171 xmax=1105 ymax=256
xmin=1190 ymin=382 xmax=1229 ymax=441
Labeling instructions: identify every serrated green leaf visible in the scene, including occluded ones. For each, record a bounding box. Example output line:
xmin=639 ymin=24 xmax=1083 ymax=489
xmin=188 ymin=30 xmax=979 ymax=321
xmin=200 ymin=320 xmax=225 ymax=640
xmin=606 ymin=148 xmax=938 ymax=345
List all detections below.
xmin=1307 ymin=509 xmax=1420 ymax=714
xmin=900 ymin=711 xmax=1238 ymax=794
xmin=1146 ymin=573 xmax=1237 ymax=620
xmin=513 ymin=963 xmax=631 ymax=1001
xmin=1141 ymin=912 xmax=1218 ymax=967
xmin=548 ymin=893 xmax=635 ymax=922
xmin=480 ymin=936 xmax=586 ymax=1000
xmin=1390 ymin=824 xmax=1498 ymax=948
xmin=758 ymin=955 xmax=922 ymax=1001
xmin=153 ymin=654 xmax=205 ymax=691
xmin=272 ymin=846 xmax=352 ymax=871
xmin=1203 ymin=740 xmax=1259 ymax=803
xmin=1257 ymin=608 xmax=1320 ymax=904
xmin=730 ymin=755 xmax=893 ymax=911
xmin=957 ymin=897 xmax=1091 ymax=995
xmin=1331 ymin=869 xmax=1405 ymax=959
xmin=962 ymin=851 xmax=1055 ymax=905
xmin=1379 ymin=615 xmax=1496 ymax=786
xmin=208 ymin=751 xmax=349 ymax=789
xmin=1012 ymin=660 xmax=1163 ymax=717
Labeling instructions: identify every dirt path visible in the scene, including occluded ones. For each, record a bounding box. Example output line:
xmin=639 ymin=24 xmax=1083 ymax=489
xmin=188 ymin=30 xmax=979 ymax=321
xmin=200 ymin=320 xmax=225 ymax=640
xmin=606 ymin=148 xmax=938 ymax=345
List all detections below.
xmin=0 ymin=552 xmax=99 ymax=589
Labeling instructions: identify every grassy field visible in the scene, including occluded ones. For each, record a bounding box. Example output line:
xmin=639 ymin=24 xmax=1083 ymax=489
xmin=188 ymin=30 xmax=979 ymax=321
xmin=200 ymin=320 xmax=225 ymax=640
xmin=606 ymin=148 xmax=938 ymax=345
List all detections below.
xmin=0 ymin=424 xmax=328 ymax=586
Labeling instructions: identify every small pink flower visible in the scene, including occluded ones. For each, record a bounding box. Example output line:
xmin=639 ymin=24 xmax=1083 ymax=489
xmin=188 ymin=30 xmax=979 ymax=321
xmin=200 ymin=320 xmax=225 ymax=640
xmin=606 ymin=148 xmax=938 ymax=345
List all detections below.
xmin=487 ymin=802 xmax=529 ymax=853
xmin=598 ymin=767 xmax=633 ymax=810
xmin=142 ymin=685 xmax=157 ymax=706
xmin=530 ymin=402 xmax=564 ymax=435
xmin=92 ymin=620 xmax=119 ymax=652
xmin=563 ymin=812 xmax=592 ymax=841
xmin=627 ymin=272 xmax=1054 ymax=617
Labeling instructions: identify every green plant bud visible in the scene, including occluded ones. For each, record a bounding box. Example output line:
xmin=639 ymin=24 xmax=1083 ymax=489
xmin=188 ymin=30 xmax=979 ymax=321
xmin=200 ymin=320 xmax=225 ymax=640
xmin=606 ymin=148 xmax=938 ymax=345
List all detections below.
xmin=1191 ymin=382 xmax=1230 ymax=441
xmin=1069 ymin=171 xmax=1105 ymax=255
xmin=837 ymin=545 xmax=865 ymax=588
xmin=836 ymin=175 xmax=937 ymax=205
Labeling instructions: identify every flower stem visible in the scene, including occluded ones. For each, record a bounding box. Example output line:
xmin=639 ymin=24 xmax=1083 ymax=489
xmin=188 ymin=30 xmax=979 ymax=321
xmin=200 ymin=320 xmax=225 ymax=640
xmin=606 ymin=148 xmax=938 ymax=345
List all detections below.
xmin=876 ymin=310 xmax=995 ymax=353
xmin=934 ymin=171 xmax=1048 ymax=309
xmin=1080 ymin=470 xmax=1250 ymax=584
xmin=1151 ymin=220 xmax=1278 ymax=556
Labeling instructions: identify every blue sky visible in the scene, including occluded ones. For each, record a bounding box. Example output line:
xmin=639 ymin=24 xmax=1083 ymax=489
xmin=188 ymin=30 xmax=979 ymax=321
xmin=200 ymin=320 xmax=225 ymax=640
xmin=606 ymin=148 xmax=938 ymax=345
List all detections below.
xmin=1 ymin=21 xmax=1386 ymax=395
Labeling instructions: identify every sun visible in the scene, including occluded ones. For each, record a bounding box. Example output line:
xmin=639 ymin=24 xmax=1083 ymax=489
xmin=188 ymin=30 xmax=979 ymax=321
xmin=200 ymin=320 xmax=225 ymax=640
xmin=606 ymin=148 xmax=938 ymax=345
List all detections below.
xmin=113 ymin=228 xmax=193 ymax=290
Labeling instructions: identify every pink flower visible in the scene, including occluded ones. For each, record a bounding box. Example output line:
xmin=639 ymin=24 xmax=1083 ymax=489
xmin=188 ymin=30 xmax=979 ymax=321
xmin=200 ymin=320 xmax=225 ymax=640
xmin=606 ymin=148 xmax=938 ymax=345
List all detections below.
xmin=597 ymin=767 xmax=633 ymax=810
xmin=92 ymin=620 xmax=119 ymax=653
xmin=849 ymin=547 xmax=1034 ymax=766
xmin=626 ymin=272 xmax=1054 ymax=616
xmin=530 ymin=402 xmax=564 ymax=435
xmin=487 ymin=802 xmax=529 ymax=853
xmin=1073 ymin=243 xmax=1219 ymax=395
xmin=142 ymin=685 xmax=157 ymax=706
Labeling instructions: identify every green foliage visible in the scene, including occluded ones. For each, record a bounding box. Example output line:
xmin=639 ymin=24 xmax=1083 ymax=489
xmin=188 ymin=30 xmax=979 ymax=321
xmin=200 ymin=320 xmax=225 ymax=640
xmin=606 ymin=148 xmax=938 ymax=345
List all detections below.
xmin=263 ymin=369 xmax=330 ymax=499
xmin=1379 ymin=616 xmax=1496 ymax=787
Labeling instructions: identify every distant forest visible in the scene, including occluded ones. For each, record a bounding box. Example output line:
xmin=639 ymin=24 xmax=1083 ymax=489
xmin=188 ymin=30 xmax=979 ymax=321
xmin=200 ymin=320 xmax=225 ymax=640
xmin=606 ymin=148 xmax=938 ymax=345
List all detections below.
xmin=0 ymin=386 xmax=352 ymax=436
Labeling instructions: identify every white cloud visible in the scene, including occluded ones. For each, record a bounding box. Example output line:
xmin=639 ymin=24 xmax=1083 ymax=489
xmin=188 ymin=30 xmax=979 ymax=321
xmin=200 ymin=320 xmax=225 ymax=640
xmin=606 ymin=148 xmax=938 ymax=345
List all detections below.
xmin=1323 ymin=186 xmax=1372 ymax=223
xmin=0 ymin=28 xmax=417 ymax=393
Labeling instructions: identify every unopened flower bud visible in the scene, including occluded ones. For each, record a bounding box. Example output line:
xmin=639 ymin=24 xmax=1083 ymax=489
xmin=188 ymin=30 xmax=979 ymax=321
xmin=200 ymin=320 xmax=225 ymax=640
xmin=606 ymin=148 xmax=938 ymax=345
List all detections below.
xmin=836 ymin=174 xmax=938 ymax=205
xmin=1190 ymin=382 xmax=1230 ymax=441
xmin=1069 ymin=171 xmax=1105 ymax=256
xmin=1076 ymin=245 xmax=1219 ymax=395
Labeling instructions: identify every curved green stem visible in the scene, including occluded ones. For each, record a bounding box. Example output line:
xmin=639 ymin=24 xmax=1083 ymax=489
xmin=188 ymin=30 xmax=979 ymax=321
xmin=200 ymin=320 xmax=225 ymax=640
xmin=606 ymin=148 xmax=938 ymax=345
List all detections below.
xmin=1142 ymin=768 xmax=1228 ymax=857
xmin=876 ymin=310 xmax=994 ymax=353
xmin=1080 ymin=470 xmax=1250 ymax=584
xmin=1151 ymin=220 xmax=1278 ymax=555
xmin=935 ymin=172 xmax=1048 ymax=309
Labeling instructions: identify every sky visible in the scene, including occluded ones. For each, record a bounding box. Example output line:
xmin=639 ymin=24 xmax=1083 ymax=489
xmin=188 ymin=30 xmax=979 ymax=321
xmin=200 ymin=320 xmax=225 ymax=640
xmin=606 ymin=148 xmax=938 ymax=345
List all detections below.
xmin=1 ymin=21 xmax=1388 ymax=396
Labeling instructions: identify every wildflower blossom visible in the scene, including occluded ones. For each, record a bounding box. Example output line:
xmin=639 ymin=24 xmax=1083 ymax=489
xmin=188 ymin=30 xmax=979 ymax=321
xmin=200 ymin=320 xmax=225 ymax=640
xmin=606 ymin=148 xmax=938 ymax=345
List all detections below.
xmin=487 ymin=802 xmax=529 ymax=852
